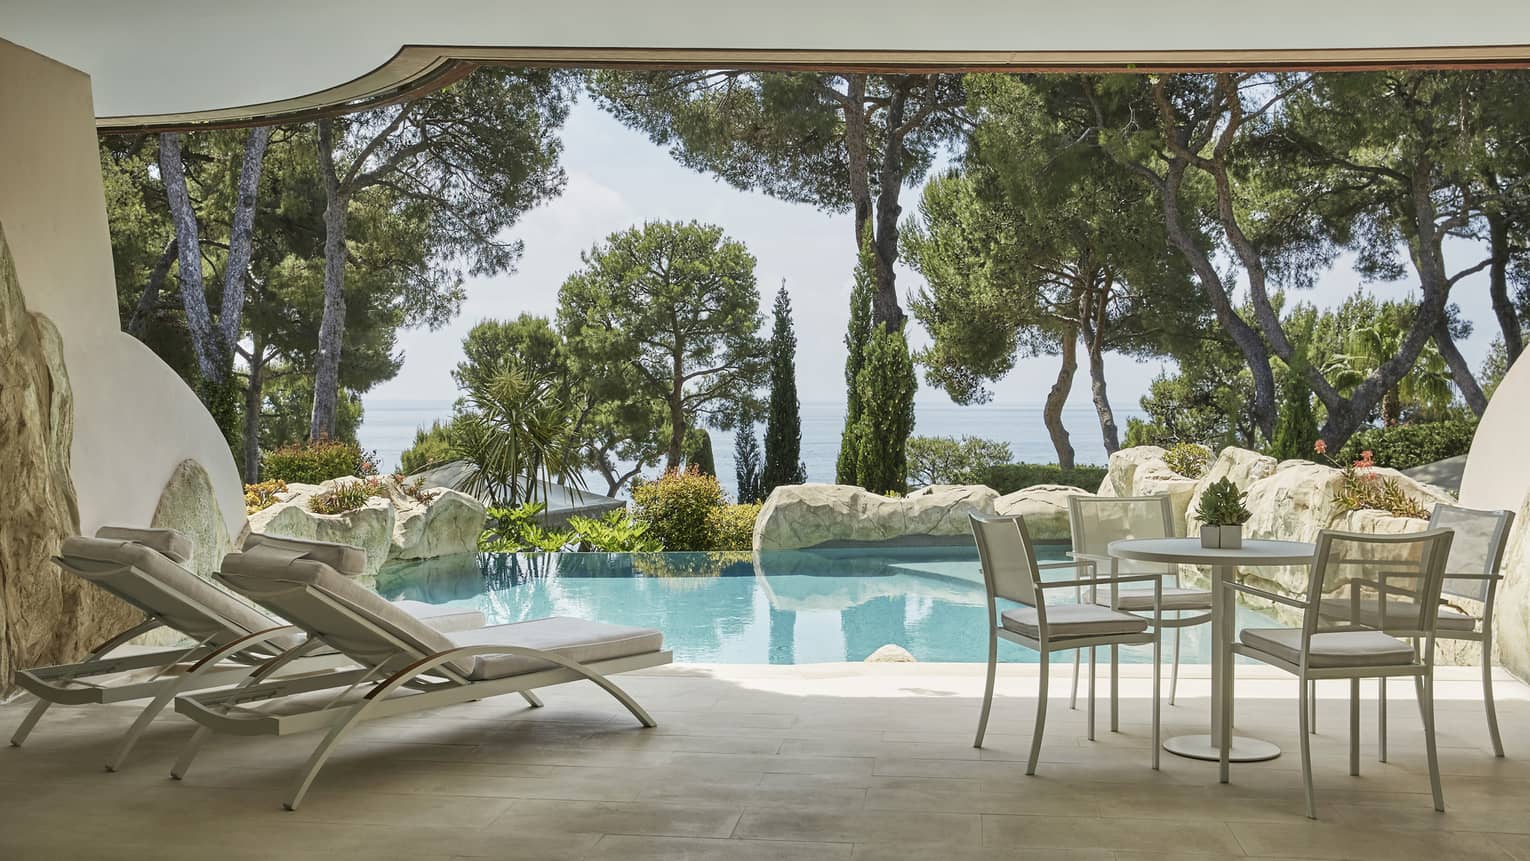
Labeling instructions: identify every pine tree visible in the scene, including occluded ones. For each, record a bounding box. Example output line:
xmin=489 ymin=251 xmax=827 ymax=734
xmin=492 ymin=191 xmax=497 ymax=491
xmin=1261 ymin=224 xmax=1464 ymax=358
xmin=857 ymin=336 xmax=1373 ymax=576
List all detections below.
xmin=735 ymin=425 xmax=764 ymax=503
xmin=852 ymin=323 xmax=918 ymax=494
xmin=836 ymin=228 xmax=876 ymax=484
xmin=762 ymin=282 xmax=806 ymax=493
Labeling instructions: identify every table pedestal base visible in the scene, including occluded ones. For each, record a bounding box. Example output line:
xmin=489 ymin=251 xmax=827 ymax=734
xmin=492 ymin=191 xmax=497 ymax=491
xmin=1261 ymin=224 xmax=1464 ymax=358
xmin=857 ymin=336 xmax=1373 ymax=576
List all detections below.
xmin=1163 ymin=733 xmax=1281 ymax=763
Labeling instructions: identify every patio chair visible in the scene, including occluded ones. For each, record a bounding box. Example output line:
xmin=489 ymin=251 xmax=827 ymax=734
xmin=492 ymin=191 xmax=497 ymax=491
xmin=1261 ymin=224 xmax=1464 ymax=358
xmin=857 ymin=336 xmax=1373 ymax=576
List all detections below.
xmin=1220 ymin=527 xmax=1455 ymax=819
xmin=171 ymin=541 xmax=672 ymax=810
xmin=1314 ymin=504 xmax=1515 ymax=759
xmin=9 ymin=527 xmax=485 ymax=772
xmin=969 ymin=513 xmax=1163 ymax=774
xmin=1067 ymin=495 xmax=1212 ymax=734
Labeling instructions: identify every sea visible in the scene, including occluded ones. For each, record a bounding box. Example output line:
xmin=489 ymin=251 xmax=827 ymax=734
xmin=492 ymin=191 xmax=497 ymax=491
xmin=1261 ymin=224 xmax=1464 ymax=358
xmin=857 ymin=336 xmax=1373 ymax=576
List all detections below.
xmin=360 ymin=399 xmax=1143 ymax=496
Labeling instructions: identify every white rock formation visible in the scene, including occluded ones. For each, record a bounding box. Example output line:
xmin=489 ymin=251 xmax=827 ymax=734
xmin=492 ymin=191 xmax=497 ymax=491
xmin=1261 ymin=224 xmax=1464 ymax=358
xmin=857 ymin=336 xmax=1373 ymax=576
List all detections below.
xmin=994 ymin=484 xmax=1091 ymax=542
xmin=1099 ymin=445 xmax=1199 ymax=534
xmin=753 ymin=484 xmax=999 ymax=552
xmin=390 ymin=487 xmax=485 ymax=560
xmin=865 ymin=644 xmax=917 ymax=663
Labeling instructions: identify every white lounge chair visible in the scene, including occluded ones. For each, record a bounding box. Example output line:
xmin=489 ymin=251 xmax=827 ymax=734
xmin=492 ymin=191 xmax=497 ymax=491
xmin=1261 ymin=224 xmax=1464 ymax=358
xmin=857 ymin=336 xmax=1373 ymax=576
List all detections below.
xmin=9 ymin=527 xmax=484 ymax=772
xmin=172 ymin=541 xmax=671 ymax=810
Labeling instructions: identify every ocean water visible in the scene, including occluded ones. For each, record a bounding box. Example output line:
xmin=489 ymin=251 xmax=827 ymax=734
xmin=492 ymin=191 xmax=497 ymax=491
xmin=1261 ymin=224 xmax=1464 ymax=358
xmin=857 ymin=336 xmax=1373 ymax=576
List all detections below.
xmin=360 ymin=398 xmax=1143 ymax=492
xmin=375 ymin=547 xmax=1277 ymax=664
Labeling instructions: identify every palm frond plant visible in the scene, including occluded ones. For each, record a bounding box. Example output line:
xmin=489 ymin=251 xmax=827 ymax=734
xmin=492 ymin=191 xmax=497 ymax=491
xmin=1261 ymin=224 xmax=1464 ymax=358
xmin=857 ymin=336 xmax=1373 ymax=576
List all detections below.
xmin=450 ymin=358 xmax=587 ymax=508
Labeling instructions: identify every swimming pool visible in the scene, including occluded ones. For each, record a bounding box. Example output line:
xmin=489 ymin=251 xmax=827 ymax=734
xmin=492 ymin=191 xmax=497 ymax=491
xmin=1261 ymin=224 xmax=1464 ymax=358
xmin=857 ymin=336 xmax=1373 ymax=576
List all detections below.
xmin=374 ymin=547 xmax=1281 ymax=664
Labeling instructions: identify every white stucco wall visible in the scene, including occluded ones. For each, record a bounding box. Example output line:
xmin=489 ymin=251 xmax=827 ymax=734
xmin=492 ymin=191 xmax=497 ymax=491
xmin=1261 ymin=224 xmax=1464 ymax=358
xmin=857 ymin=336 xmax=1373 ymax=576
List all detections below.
xmin=0 ymin=40 xmax=246 ymax=538
xmin=9 ymin=0 xmax=1530 ymax=121
xmin=1459 ymin=357 xmax=1530 ymax=513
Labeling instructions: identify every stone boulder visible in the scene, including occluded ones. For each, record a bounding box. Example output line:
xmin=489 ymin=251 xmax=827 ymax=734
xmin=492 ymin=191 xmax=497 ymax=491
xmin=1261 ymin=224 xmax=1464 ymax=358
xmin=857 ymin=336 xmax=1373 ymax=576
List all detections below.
xmin=1185 ymin=447 xmax=1278 ymax=533
xmin=1101 ymin=445 xmax=1199 ymax=533
xmin=865 ymin=644 xmax=917 ymax=663
xmin=0 ymin=223 xmax=139 ymax=695
xmin=150 ymin=459 xmax=236 ymax=580
xmin=753 ymin=484 xmax=998 ymax=552
xmin=249 ymin=479 xmax=395 ymax=577
xmin=390 ymin=487 xmax=484 ymax=560
xmin=995 ymin=484 xmax=1091 ymax=542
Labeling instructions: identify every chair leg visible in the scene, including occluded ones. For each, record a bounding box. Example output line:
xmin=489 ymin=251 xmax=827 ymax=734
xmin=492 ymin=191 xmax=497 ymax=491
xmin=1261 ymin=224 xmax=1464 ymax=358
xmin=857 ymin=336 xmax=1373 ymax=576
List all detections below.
xmin=1169 ymin=627 xmax=1182 ymax=706
xmin=1298 ymin=675 xmax=1317 ymax=819
xmin=1483 ymin=650 xmax=1505 ymax=758
xmin=1086 ymin=646 xmax=1097 ymax=742
xmin=105 ymin=686 xmax=179 ymax=772
xmin=1417 ymin=674 xmax=1445 ymax=812
xmin=1378 ymin=676 xmax=1388 ymax=763
xmin=1348 ymin=678 xmax=1360 ymax=777
xmin=170 ymin=726 xmax=211 ymax=780
xmin=1070 ymin=650 xmax=1080 ymax=710
xmin=521 ymin=690 xmax=544 ymax=708
xmin=974 ymin=631 xmax=998 ymax=749
xmin=1026 ymin=654 xmax=1050 ymax=776
xmin=1110 ymin=644 xmax=1120 ymax=733
xmin=9 ymin=698 xmax=53 ymax=748
xmin=1309 ymin=679 xmax=1318 ymax=733
xmin=1152 ymin=633 xmax=1162 ymax=771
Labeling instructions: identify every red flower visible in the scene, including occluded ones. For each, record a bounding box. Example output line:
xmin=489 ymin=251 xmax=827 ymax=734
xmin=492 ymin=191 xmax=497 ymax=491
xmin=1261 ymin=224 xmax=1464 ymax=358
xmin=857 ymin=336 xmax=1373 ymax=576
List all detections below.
xmin=1314 ymin=440 xmax=1327 ymax=455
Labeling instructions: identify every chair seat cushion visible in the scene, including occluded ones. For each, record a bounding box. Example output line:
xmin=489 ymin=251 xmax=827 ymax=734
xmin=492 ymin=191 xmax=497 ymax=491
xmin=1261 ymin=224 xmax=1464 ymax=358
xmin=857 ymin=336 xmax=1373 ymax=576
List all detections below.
xmin=393 ymin=600 xmax=485 ymax=634
xmin=1099 ymin=587 xmax=1213 ymax=612
xmin=449 ymin=617 xmax=665 ymax=680
xmin=1001 ymin=604 xmax=1150 ymax=640
xmin=1317 ymin=598 xmax=1476 ymax=633
xmin=1240 ymin=628 xmax=1417 ymax=668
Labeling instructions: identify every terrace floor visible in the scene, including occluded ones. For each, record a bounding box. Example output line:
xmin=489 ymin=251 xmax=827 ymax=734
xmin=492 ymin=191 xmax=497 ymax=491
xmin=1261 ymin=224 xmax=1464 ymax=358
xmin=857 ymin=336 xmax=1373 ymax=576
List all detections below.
xmin=3 ymin=663 xmax=1529 ymax=860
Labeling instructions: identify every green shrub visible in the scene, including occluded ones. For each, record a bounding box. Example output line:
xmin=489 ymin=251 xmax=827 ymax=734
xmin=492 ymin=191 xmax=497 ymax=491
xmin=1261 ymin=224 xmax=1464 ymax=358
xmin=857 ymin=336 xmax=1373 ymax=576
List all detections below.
xmin=568 ymin=509 xmax=662 ymax=552
xmin=906 ymin=435 xmax=1014 ymax=486
xmin=1334 ymin=419 xmax=1478 ymax=471
xmin=706 ymin=502 xmax=763 ymax=551
xmin=399 ymin=420 xmax=454 ymax=475
xmin=392 ymin=475 xmax=440 ymax=505
xmin=263 ymin=439 xmax=376 ymax=485
xmin=308 ymin=478 xmax=386 ymax=515
xmin=1164 ymin=442 xmax=1214 ymax=479
xmin=631 ymin=467 xmax=728 ymax=551
xmin=978 ymin=463 xmax=1109 ymax=495
xmin=479 ymin=502 xmax=575 ymax=552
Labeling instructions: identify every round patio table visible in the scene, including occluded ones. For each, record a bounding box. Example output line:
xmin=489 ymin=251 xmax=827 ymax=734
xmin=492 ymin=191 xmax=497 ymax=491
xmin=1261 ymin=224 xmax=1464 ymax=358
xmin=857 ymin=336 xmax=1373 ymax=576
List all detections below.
xmin=1108 ymin=537 xmax=1316 ymax=763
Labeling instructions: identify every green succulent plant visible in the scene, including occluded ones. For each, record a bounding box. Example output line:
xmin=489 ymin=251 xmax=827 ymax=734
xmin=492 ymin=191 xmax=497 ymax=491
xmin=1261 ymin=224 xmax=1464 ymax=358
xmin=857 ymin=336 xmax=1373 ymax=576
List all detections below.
xmin=1195 ymin=477 xmax=1252 ymax=527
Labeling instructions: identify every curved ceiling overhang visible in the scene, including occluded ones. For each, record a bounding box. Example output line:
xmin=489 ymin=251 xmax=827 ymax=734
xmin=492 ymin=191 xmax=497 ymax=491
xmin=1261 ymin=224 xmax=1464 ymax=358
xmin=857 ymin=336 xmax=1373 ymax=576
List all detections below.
xmin=8 ymin=0 xmax=1530 ymax=131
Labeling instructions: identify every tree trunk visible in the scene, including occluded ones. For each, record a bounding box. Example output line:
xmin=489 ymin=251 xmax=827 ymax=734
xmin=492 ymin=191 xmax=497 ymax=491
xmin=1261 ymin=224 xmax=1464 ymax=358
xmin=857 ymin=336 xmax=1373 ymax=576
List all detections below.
xmin=666 ymin=350 xmax=686 ymax=471
xmin=242 ymin=336 xmax=266 ymax=480
xmin=1487 ymin=208 xmax=1522 ymax=364
xmin=869 ymin=80 xmax=910 ymax=331
xmin=309 ymin=119 xmax=349 ymax=441
xmin=218 ymin=126 xmax=272 ymax=356
xmin=843 ymin=75 xmax=872 ymax=258
xmin=126 ymin=237 xmax=177 ymax=340
xmin=157 ymin=132 xmax=220 ymax=382
xmin=1434 ymin=318 xmax=1489 ymax=415
xmin=1044 ymin=328 xmax=1078 ymax=469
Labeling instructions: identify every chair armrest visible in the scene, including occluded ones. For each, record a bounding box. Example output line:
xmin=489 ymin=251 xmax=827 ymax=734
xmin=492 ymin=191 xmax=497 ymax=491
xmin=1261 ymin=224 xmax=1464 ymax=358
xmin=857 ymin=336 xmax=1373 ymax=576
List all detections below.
xmin=1037 ymin=560 xmax=1092 ymax=571
xmin=1430 ymin=571 xmax=1502 ymax=581
xmin=1070 ymin=551 xmax=1114 ymax=563
xmin=1223 ymin=580 xmax=1308 ymax=610
xmin=1041 ymin=573 xmax=1162 ymax=590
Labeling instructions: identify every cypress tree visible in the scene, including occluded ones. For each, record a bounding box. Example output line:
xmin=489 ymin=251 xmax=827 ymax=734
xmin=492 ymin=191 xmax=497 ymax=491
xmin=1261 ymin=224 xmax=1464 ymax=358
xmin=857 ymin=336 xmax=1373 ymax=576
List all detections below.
xmin=1270 ymin=355 xmax=1320 ymax=461
xmin=852 ymin=324 xmax=918 ymax=494
xmin=682 ymin=427 xmax=716 ymax=477
xmin=735 ymin=425 xmax=764 ymax=503
xmin=836 ymin=228 xmax=876 ymax=484
xmin=762 ymin=282 xmax=806 ymax=493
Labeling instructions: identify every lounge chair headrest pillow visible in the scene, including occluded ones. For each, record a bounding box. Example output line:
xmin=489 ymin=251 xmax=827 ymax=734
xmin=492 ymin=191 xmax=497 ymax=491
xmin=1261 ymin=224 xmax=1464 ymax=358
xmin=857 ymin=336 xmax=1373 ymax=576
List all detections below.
xmin=94 ymin=525 xmax=193 ymax=565
xmin=242 ymin=532 xmax=368 ymax=578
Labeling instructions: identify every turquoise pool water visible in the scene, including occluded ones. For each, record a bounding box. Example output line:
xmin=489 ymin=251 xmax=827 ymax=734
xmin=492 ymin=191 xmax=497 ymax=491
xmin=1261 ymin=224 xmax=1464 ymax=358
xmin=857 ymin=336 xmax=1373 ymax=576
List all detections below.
xmin=375 ymin=547 xmax=1280 ymax=664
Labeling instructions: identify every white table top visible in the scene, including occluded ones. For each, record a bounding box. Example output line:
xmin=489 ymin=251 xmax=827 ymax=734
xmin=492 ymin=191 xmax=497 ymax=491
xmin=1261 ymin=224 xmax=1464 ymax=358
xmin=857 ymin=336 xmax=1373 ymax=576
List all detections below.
xmin=1108 ymin=537 xmax=1315 ymax=566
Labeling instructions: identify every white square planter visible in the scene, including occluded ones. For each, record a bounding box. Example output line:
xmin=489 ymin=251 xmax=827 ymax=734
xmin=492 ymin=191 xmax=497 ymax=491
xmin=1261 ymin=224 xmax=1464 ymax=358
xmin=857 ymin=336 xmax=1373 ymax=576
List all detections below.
xmin=1200 ymin=524 xmax=1243 ymax=550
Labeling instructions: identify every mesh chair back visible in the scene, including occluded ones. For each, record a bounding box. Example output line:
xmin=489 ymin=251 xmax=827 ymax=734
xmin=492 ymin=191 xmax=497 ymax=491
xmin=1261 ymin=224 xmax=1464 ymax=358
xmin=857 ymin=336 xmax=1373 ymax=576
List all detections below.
xmin=1308 ymin=528 xmax=1454 ymax=639
xmin=1428 ymin=504 xmax=1514 ymax=602
xmin=1068 ymin=495 xmax=1174 ymax=573
xmin=970 ymin=514 xmax=1041 ymax=607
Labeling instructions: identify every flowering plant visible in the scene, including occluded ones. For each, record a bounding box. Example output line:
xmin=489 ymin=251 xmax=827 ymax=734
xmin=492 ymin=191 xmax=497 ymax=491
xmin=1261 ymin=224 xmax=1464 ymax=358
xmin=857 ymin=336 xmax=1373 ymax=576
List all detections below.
xmin=1314 ymin=441 xmax=1427 ymax=519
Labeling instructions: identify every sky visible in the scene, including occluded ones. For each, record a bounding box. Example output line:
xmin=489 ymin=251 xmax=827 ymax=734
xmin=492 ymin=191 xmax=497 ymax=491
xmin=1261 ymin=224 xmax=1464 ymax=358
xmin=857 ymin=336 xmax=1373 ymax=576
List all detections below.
xmin=366 ymin=94 xmax=1504 ymax=410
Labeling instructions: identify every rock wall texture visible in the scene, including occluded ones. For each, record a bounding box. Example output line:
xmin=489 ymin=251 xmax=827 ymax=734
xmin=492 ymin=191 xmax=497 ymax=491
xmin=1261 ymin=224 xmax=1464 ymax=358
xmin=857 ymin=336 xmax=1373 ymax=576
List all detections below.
xmin=0 ymin=224 xmax=136 ymax=695
xmin=150 ymin=459 xmax=237 ymax=580
xmin=754 ymin=484 xmax=1003 ymax=552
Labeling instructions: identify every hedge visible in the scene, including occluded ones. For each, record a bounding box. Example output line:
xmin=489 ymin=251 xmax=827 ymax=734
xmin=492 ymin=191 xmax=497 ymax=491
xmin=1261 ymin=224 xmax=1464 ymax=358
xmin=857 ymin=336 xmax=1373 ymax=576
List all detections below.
xmin=1334 ymin=419 xmax=1477 ymax=471
xmin=978 ymin=463 xmax=1109 ymax=495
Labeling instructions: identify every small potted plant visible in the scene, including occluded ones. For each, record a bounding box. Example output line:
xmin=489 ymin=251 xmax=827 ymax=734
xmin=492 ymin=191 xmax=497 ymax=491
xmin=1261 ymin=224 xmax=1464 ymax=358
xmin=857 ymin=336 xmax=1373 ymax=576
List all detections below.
xmin=1194 ymin=477 xmax=1251 ymax=549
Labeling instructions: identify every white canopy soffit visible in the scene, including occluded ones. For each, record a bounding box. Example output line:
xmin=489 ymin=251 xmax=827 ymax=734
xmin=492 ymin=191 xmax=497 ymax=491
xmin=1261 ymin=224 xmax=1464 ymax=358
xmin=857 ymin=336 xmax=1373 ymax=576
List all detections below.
xmin=9 ymin=0 xmax=1530 ymax=130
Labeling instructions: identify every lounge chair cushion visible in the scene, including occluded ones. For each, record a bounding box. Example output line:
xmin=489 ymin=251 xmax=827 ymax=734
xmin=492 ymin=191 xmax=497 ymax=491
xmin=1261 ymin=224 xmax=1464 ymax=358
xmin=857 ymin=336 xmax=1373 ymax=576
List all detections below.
xmin=1240 ymin=627 xmax=1417 ymax=668
xmin=1317 ymin=597 xmax=1476 ymax=633
xmin=94 ymin=525 xmax=194 ymax=565
xmin=243 ymin=532 xmax=368 ymax=578
xmin=62 ymin=535 xmax=280 ymax=645
xmin=447 ymin=617 xmax=665 ymax=680
xmin=393 ymin=601 xmax=486 ymax=634
xmin=221 ymin=547 xmax=473 ymax=675
xmin=1001 ymin=604 xmax=1149 ymax=639
xmin=1097 ymin=586 xmax=1213 ymax=612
